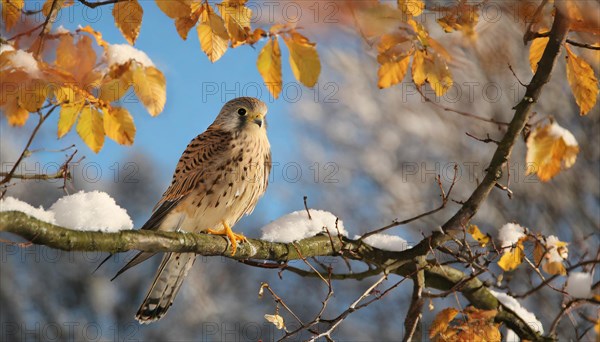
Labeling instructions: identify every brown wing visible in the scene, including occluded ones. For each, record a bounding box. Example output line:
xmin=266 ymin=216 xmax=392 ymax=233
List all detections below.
xmin=141 ymin=126 xmax=232 ymax=231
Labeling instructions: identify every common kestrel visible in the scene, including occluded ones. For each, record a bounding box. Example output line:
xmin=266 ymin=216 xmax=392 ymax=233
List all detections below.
xmin=105 ymin=97 xmax=271 ymax=323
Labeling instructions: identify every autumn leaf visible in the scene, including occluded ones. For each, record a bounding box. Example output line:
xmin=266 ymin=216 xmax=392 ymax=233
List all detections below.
xmin=468 ymin=225 xmax=490 ymax=247
xmin=175 ymin=8 xmax=201 ymax=40
xmin=58 ymin=102 xmax=83 ymax=138
xmin=113 ymin=0 xmax=143 ymax=45
xmin=197 ymin=4 xmax=229 ymax=62
xmin=565 ymin=46 xmax=599 ymax=115
xmin=436 ymin=3 xmax=480 ymax=39
xmin=539 ymin=235 xmax=568 ymax=276
xmin=55 ymin=35 xmax=98 ymax=85
xmin=17 ymin=79 xmax=48 ymax=112
xmin=429 ymin=307 xmax=459 ymax=339
xmin=264 ymin=314 xmax=285 ymax=330
xmin=155 ymin=0 xmax=190 ymax=19
xmin=498 ymin=237 xmax=527 ymax=272
xmin=216 ymin=2 xmax=252 ymax=46
xmin=1 ymin=99 xmax=29 ymax=126
xmin=283 ymin=32 xmax=321 ymax=87
xmin=98 ymin=76 xmax=131 ymax=103
xmin=256 ymin=37 xmax=282 ymax=99
xmin=412 ymin=50 xmax=453 ymax=96
xmin=526 ymin=121 xmax=579 ymax=182
xmin=355 ymin=3 xmax=404 ymax=37
xmin=378 ymin=57 xmax=410 ymax=89
xmin=132 ymin=65 xmax=166 ymax=116
xmin=2 ymin=0 xmax=24 ymax=32
xmin=104 ymin=106 xmax=135 ymax=145
xmin=76 ymin=105 xmax=105 ymax=153
xmin=78 ymin=25 xmax=109 ymax=50
xmin=529 ymin=37 xmax=548 ymax=73
xmin=42 ymin=0 xmax=64 ymax=17
xmin=398 ymin=0 xmax=424 ymax=17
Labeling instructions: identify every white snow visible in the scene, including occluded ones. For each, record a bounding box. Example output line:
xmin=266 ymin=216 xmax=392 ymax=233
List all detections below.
xmin=354 ymin=233 xmax=410 ymax=252
xmin=54 ymin=25 xmax=69 ymax=34
xmin=544 ymin=235 xmax=568 ymax=262
xmin=497 ymin=223 xmax=526 ymax=248
xmin=0 ymin=196 xmax=56 ymax=224
xmin=4 ymin=49 xmax=42 ymax=77
xmin=490 ymin=290 xmax=544 ymax=341
xmin=50 ymin=191 xmax=133 ymax=232
xmin=548 ymin=121 xmax=578 ymax=147
xmin=0 ymin=191 xmax=133 ymax=232
xmin=261 ymin=210 xmax=347 ymax=243
xmin=566 ymin=272 xmax=593 ymax=298
xmin=0 ymin=44 xmax=15 ymax=54
xmin=106 ymin=44 xmax=154 ymax=67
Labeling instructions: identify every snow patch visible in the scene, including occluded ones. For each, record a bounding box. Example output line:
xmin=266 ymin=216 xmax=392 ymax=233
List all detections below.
xmin=0 ymin=44 xmax=15 ymax=54
xmin=0 ymin=197 xmax=56 ymax=224
xmin=498 ymin=223 xmax=526 ymax=248
xmin=50 ymin=191 xmax=133 ymax=232
xmin=566 ymin=272 xmax=593 ymax=298
xmin=106 ymin=44 xmax=154 ymax=67
xmin=489 ymin=290 xmax=543 ymax=341
xmin=261 ymin=210 xmax=346 ymax=243
xmin=54 ymin=25 xmax=70 ymax=34
xmin=5 ymin=49 xmax=42 ymax=77
xmin=548 ymin=121 xmax=578 ymax=147
xmin=354 ymin=233 xmax=409 ymax=252
xmin=1 ymin=191 xmax=133 ymax=232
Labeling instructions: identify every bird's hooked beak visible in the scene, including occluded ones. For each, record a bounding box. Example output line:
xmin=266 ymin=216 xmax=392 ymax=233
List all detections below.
xmin=251 ymin=112 xmax=264 ymax=128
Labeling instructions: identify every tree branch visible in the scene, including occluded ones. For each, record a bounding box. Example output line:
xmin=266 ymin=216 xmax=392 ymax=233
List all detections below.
xmin=1 ymin=211 xmax=551 ymax=341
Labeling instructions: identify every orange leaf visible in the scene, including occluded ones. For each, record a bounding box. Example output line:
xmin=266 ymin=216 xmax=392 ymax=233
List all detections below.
xmin=429 ymin=307 xmax=459 ymax=339
xmin=565 ymin=46 xmax=599 ymax=115
xmin=283 ymin=32 xmax=321 ymax=87
xmin=113 ymin=0 xmax=143 ymax=45
xmin=155 ymin=0 xmax=190 ymax=19
xmin=104 ymin=106 xmax=135 ymax=145
xmin=529 ymin=37 xmax=548 ymax=73
xmin=526 ymin=121 xmax=579 ymax=182
xmin=398 ymin=0 xmax=424 ymax=17
xmin=197 ymin=4 xmax=229 ymax=62
xmin=256 ymin=37 xmax=282 ymax=99
xmin=1 ymin=99 xmax=29 ymax=126
xmin=2 ymin=0 xmax=24 ymax=32
xmin=132 ymin=65 xmax=166 ymax=116
xmin=378 ymin=57 xmax=410 ymax=89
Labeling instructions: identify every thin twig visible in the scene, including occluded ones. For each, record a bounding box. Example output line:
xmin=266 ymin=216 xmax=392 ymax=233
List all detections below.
xmin=566 ymin=39 xmax=600 ymax=51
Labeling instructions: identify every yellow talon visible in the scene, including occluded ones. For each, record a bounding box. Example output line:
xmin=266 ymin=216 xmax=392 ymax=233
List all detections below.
xmin=206 ymin=220 xmax=247 ymax=255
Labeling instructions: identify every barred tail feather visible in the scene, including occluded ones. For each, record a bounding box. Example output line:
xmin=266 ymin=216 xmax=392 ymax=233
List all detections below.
xmin=135 ymin=252 xmax=196 ymax=323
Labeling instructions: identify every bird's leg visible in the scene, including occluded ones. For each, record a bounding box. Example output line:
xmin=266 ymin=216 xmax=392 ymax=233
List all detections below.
xmin=206 ymin=221 xmax=247 ymax=255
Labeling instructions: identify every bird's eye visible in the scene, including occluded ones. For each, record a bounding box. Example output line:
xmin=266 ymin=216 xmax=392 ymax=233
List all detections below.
xmin=237 ymin=108 xmax=247 ymax=116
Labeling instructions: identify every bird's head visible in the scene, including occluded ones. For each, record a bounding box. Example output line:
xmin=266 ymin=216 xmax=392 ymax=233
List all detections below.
xmin=213 ymin=97 xmax=268 ymax=133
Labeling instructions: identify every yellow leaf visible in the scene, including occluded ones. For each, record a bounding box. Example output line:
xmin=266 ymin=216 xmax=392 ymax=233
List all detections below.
xmin=1 ymin=99 xmax=29 ymax=126
xmin=57 ymin=102 xmax=83 ymax=138
xmin=42 ymin=0 xmax=64 ymax=17
xmin=256 ymin=37 xmax=282 ymax=99
xmin=398 ymin=0 xmax=424 ymax=17
xmin=104 ymin=106 xmax=135 ymax=145
xmin=216 ymin=2 xmax=252 ymax=46
xmin=412 ymin=49 xmax=426 ymax=86
xmin=283 ymin=32 xmax=321 ymax=87
xmin=17 ymin=79 xmax=48 ymax=112
xmin=132 ymin=66 xmax=166 ymax=116
xmin=566 ymin=46 xmax=599 ymax=115
xmin=155 ymin=0 xmax=190 ymax=18
xmin=540 ymin=235 xmax=568 ymax=276
xmin=355 ymin=4 xmax=404 ymax=37
xmin=2 ymin=0 xmax=24 ymax=32
xmin=78 ymin=25 xmax=108 ymax=50
xmin=436 ymin=3 xmax=479 ymax=39
xmin=55 ymin=35 xmax=97 ymax=84
xmin=468 ymin=225 xmax=490 ymax=247
xmin=264 ymin=314 xmax=285 ymax=330
xmin=498 ymin=238 xmax=525 ymax=272
xmin=429 ymin=307 xmax=459 ymax=339
xmin=175 ymin=8 xmax=201 ymax=40
xmin=76 ymin=105 xmax=105 ymax=153
xmin=412 ymin=50 xmax=453 ymax=96
xmin=533 ymin=240 xmax=544 ymax=266
xmin=526 ymin=121 xmax=580 ymax=182
xmin=529 ymin=37 xmax=548 ymax=73
xmin=197 ymin=4 xmax=229 ymax=62
xmin=98 ymin=76 xmax=131 ymax=103
xmin=378 ymin=57 xmax=410 ymax=89
xmin=113 ymin=0 xmax=143 ymax=45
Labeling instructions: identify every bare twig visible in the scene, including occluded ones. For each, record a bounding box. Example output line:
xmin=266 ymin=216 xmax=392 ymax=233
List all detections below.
xmin=303 ymin=196 xmax=312 ymax=220
xmin=566 ymin=39 xmax=600 ymax=51
xmin=466 ymin=132 xmax=500 ymax=144
xmin=78 ymin=0 xmax=122 ymax=9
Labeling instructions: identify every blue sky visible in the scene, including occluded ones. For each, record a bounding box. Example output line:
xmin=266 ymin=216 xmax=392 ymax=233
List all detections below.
xmin=2 ymin=2 xmax=334 ymax=227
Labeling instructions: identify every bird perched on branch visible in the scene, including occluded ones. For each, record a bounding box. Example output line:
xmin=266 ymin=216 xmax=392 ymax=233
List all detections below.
xmin=101 ymin=97 xmax=271 ymax=323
